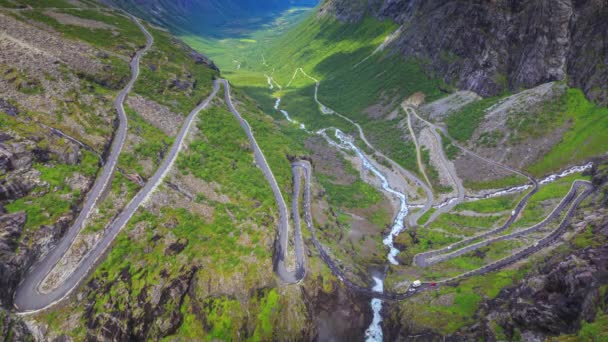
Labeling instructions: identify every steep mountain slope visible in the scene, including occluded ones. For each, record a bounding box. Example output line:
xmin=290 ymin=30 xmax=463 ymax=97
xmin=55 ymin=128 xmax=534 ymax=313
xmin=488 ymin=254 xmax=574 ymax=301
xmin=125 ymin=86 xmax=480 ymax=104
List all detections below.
xmin=0 ymin=1 xmax=372 ymax=341
xmin=1 ymin=0 xmax=606 ymax=340
xmin=320 ymin=0 xmax=608 ymax=105
xmin=106 ymin=0 xmax=318 ymax=36
xmin=252 ymin=0 xmax=607 ymax=182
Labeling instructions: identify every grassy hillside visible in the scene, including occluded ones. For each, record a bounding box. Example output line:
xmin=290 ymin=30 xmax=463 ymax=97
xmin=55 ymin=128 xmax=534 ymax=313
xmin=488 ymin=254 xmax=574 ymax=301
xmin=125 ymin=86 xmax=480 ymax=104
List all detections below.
xmin=444 ymin=85 xmax=608 ymax=177
xmin=528 ymin=88 xmax=608 ymax=175
xmin=186 ymin=11 xmax=446 ymax=180
xmin=265 ymin=16 xmax=445 ymax=119
xmin=110 ymin=0 xmax=317 ymax=38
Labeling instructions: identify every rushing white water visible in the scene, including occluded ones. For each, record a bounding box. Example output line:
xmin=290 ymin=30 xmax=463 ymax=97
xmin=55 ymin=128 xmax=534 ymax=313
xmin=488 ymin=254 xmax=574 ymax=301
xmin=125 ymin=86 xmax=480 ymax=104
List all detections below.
xmin=310 ymin=122 xmax=411 ymax=342
xmin=275 ymin=69 xmax=412 ymax=342
xmin=261 ymin=54 xmax=268 ymax=67
xmin=364 ymin=277 xmax=384 ymax=342
xmin=463 ymin=163 xmax=595 ymax=202
xmin=540 ymin=162 xmax=593 ymax=185
xmin=434 ymin=197 xmax=459 ymax=209
xmin=334 ymin=129 xmax=409 ymax=265
xmin=265 ymin=74 xmax=274 ymax=90
xmin=274 ymin=98 xmax=307 ymax=130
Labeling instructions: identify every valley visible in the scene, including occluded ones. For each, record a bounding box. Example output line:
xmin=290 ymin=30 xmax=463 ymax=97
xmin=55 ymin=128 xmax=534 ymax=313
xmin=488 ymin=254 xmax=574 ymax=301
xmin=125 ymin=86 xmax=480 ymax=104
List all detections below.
xmin=0 ymin=0 xmax=607 ymax=341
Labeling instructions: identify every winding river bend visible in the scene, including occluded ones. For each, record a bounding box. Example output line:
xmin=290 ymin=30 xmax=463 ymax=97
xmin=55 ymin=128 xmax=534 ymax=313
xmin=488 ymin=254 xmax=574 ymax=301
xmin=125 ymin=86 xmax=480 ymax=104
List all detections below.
xmin=333 ymin=129 xmax=409 ymax=266
xmin=273 ymin=89 xmax=412 ymax=341
xmin=332 ymin=128 xmax=410 ymax=342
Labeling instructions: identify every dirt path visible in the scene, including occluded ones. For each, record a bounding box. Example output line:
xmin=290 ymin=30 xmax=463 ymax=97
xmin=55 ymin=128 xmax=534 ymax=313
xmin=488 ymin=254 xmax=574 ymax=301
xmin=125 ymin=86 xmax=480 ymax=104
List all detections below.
xmin=406 ymin=108 xmax=434 ymax=190
xmin=403 ymin=106 xmax=466 ymax=226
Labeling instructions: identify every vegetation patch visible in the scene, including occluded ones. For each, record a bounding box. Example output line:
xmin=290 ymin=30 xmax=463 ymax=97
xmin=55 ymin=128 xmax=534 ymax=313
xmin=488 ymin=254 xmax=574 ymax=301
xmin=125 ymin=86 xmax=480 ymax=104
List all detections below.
xmin=529 ymin=88 xmax=608 ymax=175
xmin=19 ymin=8 xmax=144 ymax=53
xmin=445 ymin=96 xmax=502 ymax=142
xmin=133 ymin=24 xmax=218 ymax=115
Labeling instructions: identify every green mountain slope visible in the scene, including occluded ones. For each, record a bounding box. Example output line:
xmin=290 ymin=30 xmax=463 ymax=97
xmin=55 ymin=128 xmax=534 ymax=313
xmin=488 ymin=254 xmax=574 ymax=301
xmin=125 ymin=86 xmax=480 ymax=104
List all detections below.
xmin=107 ymin=0 xmax=318 ymax=37
xmin=1 ymin=0 xmax=606 ymax=341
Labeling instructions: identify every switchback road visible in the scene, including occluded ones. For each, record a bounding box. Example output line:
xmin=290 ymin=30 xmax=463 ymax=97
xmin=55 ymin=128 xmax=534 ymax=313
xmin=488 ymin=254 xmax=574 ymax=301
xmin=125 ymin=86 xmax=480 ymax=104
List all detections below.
xmin=414 ymin=180 xmax=589 ymax=267
xmin=405 ymin=106 xmax=539 ymax=229
xmin=292 ymin=68 xmax=434 ymax=227
xmin=14 ymin=22 xmax=223 ymax=310
xmin=14 ymin=16 xmax=154 ymax=313
xmin=277 ymin=69 xmax=591 ymax=301
xmin=220 ymin=79 xmax=306 ymax=284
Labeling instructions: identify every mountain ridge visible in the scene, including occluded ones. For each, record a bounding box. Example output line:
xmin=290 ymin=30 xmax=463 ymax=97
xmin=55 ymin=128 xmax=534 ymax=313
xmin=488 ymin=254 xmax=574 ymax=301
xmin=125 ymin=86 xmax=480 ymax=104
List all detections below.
xmin=106 ymin=0 xmax=318 ymax=36
xmin=319 ymin=0 xmax=608 ymax=105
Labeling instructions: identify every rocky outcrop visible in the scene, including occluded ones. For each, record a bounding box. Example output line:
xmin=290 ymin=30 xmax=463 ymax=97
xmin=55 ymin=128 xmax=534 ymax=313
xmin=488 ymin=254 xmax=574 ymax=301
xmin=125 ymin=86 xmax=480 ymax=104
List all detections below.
xmin=0 ymin=212 xmax=26 ymax=256
xmin=449 ymin=161 xmax=608 ymax=341
xmin=320 ymin=0 xmax=608 ymax=105
xmin=454 ymin=222 xmax=608 ymax=341
xmin=171 ymin=37 xmax=219 ymax=72
xmin=303 ymin=280 xmax=374 ymax=341
xmin=0 ymin=131 xmax=90 ymax=306
xmin=0 ymin=308 xmax=33 ymax=341
xmin=0 ymin=99 xmax=19 ymax=117
xmin=84 ymin=266 xmax=197 ymax=340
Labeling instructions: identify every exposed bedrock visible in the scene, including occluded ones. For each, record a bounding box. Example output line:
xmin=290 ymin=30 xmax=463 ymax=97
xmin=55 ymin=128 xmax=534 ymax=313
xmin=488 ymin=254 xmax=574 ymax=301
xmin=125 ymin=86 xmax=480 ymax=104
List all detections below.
xmin=320 ymin=0 xmax=608 ymax=105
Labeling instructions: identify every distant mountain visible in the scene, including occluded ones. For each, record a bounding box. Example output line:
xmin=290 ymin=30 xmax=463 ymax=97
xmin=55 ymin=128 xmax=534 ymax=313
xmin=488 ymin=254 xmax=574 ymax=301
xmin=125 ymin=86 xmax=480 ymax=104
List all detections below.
xmin=108 ymin=0 xmax=318 ymax=36
xmin=320 ymin=0 xmax=608 ymax=105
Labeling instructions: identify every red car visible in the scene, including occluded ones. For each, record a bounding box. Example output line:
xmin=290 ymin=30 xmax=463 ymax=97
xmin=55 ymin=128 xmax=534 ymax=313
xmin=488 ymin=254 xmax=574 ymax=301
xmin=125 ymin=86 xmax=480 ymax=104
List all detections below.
xmin=430 ymin=283 xmax=437 ymax=287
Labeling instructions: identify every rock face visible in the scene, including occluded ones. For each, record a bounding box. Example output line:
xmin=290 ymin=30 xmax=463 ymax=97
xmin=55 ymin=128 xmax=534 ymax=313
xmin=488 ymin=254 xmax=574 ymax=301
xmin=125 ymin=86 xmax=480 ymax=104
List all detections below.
xmin=0 ymin=99 xmax=19 ymax=117
xmin=305 ymin=281 xmax=373 ymax=341
xmin=0 ymin=308 xmax=33 ymax=341
xmin=0 ymin=212 xmax=26 ymax=256
xmin=320 ymin=0 xmax=608 ymax=105
xmin=84 ymin=266 xmax=198 ymax=340
xmin=0 ymin=132 xmax=87 ymax=306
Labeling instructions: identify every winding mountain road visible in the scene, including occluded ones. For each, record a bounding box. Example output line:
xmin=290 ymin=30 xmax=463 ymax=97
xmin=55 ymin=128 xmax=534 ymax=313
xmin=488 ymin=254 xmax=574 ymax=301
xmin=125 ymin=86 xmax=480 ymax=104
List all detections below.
xmin=406 ymin=108 xmax=433 ymax=190
xmin=403 ymin=106 xmax=465 ymax=224
xmin=405 ymin=106 xmax=539 ymax=229
xmin=406 ymin=107 xmax=532 ymax=181
xmin=414 ymin=180 xmax=588 ymax=267
xmin=221 ymin=79 xmax=306 ymax=284
xmin=14 ymin=19 xmax=225 ymax=312
xmin=436 ymin=180 xmax=593 ymax=285
xmin=301 ymin=175 xmax=593 ymax=300
xmin=275 ymin=68 xmax=592 ymax=301
xmin=15 ymin=78 xmax=220 ymax=312
xmin=14 ymin=16 xmax=153 ymax=313
xmin=291 ymin=68 xmax=434 ymax=227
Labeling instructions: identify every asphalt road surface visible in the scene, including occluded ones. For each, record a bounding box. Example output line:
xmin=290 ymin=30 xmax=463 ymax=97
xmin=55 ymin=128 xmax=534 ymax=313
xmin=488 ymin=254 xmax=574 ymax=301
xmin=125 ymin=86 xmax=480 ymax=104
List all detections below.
xmin=220 ymin=79 xmax=306 ymax=283
xmin=14 ymin=16 xmax=154 ymax=313
xmin=14 ymin=32 xmax=221 ymax=311
xmin=414 ymin=180 xmax=587 ymax=267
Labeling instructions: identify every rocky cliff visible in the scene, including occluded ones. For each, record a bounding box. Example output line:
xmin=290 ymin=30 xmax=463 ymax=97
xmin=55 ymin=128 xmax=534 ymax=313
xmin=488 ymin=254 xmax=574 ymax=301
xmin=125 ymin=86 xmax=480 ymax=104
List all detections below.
xmin=319 ymin=0 xmax=608 ymax=105
xmin=0 ymin=132 xmax=87 ymax=307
